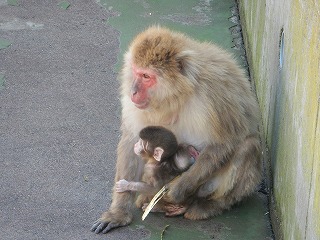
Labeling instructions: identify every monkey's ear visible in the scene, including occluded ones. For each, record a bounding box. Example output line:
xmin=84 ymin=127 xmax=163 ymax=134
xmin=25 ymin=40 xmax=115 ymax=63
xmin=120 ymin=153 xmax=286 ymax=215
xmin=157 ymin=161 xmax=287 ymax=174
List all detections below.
xmin=176 ymin=50 xmax=199 ymax=83
xmin=153 ymin=147 xmax=164 ymax=161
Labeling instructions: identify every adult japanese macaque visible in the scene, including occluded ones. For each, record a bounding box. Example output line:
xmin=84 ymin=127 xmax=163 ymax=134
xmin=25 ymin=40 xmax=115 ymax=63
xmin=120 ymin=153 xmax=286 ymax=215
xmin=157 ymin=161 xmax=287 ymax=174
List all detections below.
xmin=91 ymin=26 xmax=262 ymax=234
xmin=115 ymin=126 xmax=198 ymax=216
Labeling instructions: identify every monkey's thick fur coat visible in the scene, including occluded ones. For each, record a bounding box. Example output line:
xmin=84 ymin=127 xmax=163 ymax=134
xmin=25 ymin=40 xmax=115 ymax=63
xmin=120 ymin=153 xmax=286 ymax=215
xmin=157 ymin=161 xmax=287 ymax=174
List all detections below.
xmin=92 ymin=26 xmax=262 ymax=234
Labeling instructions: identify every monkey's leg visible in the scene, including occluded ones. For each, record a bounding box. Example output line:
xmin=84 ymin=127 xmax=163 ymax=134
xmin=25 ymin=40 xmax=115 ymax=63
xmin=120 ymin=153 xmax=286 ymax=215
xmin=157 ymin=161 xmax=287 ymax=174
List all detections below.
xmin=91 ymin=133 xmax=143 ymax=234
xmin=183 ymin=198 xmax=224 ymax=220
xmin=165 ymin=143 xmax=233 ymax=203
xmin=136 ymin=194 xmax=151 ymax=208
xmin=184 ymin=135 xmax=262 ymax=220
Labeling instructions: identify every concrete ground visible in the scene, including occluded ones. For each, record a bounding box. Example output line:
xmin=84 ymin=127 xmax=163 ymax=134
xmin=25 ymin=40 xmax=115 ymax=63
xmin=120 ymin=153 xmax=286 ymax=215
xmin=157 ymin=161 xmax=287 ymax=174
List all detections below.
xmin=0 ymin=0 xmax=273 ymax=239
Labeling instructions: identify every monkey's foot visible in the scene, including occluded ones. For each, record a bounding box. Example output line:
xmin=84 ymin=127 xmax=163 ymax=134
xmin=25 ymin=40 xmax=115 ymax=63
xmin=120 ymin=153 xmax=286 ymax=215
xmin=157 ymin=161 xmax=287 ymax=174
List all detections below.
xmin=90 ymin=210 xmax=133 ymax=234
xmin=183 ymin=199 xmax=223 ymax=220
xmin=164 ymin=203 xmax=187 ymax=217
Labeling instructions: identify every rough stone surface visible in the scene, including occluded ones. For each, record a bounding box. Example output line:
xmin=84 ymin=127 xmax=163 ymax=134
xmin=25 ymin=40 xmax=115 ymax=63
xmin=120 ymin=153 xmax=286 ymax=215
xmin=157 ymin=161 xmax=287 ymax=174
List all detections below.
xmin=0 ymin=1 xmax=120 ymax=239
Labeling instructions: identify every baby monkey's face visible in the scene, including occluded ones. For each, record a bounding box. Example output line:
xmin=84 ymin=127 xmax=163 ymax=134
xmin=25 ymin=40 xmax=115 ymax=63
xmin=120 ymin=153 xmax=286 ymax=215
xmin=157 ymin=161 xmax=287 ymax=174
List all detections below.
xmin=134 ymin=138 xmax=165 ymax=162
xmin=134 ymin=138 xmax=148 ymax=156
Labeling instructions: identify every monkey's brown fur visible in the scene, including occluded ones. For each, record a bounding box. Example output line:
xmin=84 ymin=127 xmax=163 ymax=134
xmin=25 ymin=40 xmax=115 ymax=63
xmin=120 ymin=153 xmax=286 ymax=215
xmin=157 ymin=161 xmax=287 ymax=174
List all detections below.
xmin=115 ymin=126 xmax=196 ymax=216
xmin=91 ymin=26 xmax=262 ymax=233
xmin=139 ymin=126 xmax=178 ymax=162
xmin=135 ymin=126 xmax=180 ymax=209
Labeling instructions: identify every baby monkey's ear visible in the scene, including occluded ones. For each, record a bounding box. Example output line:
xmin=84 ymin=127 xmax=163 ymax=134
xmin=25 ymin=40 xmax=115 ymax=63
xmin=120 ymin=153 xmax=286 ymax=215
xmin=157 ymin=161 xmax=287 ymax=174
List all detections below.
xmin=153 ymin=147 xmax=164 ymax=161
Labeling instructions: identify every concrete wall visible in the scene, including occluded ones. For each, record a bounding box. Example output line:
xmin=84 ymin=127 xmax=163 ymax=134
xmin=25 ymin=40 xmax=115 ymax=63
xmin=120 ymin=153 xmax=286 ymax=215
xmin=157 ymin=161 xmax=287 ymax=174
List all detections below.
xmin=238 ymin=0 xmax=320 ymax=239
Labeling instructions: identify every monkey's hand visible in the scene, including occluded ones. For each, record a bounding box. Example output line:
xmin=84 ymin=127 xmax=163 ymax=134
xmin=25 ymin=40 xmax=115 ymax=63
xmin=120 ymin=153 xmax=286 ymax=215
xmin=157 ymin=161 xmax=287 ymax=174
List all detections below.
xmin=91 ymin=209 xmax=133 ymax=234
xmin=115 ymin=179 xmax=130 ymax=192
xmin=165 ymin=175 xmax=194 ymax=203
xmin=164 ymin=203 xmax=187 ymax=217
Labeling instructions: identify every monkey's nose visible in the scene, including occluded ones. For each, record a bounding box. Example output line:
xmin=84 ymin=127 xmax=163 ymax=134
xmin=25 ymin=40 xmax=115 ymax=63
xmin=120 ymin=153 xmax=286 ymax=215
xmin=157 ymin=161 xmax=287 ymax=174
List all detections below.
xmin=131 ymin=81 xmax=139 ymax=96
xmin=131 ymin=89 xmax=138 ymax=96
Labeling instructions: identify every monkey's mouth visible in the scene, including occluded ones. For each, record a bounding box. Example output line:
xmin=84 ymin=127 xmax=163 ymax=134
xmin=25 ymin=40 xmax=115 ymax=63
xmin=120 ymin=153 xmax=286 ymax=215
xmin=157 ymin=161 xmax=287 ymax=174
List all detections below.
xmin=134 ymin=101 xmax=149 ymax=109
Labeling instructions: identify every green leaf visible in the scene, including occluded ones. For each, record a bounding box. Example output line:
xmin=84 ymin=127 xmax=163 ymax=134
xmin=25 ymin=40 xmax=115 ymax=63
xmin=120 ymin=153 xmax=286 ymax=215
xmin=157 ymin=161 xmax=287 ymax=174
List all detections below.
xmin=7 ymin=0 xmax=18 ymax=6
xmin=58 ymin=1 xmax=70 ymax=10
xmin=0 ymin=74 xmax=5 ymax=90
xmin=0 ymin=39 xmax=11 ymax=50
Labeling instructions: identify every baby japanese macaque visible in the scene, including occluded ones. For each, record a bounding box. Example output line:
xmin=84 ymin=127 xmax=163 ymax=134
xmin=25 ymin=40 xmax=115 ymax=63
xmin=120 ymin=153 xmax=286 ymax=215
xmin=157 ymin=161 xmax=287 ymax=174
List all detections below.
xmin=115 ymin=126 xmax=198 ymax=216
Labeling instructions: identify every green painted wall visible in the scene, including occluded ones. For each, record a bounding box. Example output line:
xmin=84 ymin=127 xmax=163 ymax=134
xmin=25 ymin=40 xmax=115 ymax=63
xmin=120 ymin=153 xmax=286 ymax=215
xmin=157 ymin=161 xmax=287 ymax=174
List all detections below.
xmin=238 ymin=0 xmax=320 ymax=239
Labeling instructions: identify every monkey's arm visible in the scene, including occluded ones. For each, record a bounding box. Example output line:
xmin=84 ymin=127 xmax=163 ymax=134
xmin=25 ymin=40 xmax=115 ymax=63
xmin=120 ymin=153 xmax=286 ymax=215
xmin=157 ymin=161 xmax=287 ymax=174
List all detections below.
xmin=166 ymin=143 xmax=232 ymax=203
xmin=91 ymin=132 xmax=142 ymax=234
xmin=115 ymin=179 xmax=156 ymax=194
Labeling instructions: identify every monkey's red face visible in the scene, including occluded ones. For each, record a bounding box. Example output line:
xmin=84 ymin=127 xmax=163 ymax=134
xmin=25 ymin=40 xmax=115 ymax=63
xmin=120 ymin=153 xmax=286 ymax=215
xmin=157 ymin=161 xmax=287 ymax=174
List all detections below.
xmin=131 ymin=64 xmax=157 ymax=109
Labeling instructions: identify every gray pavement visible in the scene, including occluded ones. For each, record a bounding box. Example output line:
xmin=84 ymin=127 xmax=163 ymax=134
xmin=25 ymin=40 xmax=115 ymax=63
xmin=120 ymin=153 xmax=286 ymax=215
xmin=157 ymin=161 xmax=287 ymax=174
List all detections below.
xmin=0 ymin=1 xmax=121 ymax=239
